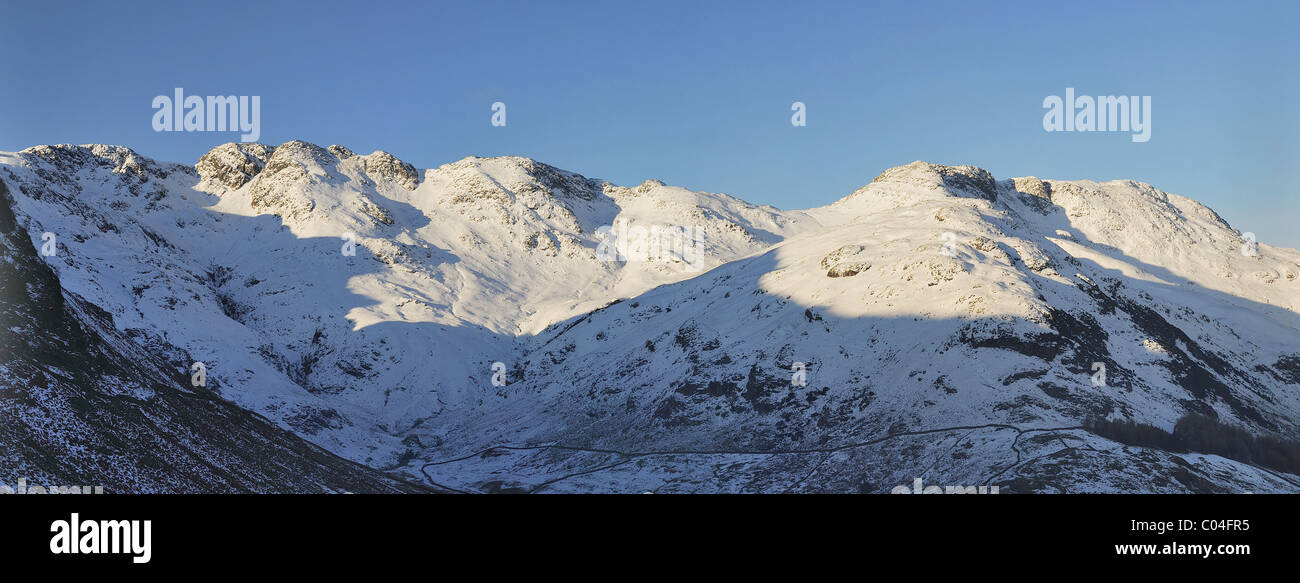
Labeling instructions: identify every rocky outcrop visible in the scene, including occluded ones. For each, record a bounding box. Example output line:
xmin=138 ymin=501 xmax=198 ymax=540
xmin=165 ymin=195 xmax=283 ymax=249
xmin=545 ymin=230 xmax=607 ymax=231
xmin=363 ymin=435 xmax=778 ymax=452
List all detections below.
xmin=196 ymin=142 xmax=275 ymax=189
xmin=363 ymin=150 xmax=419 ymax=190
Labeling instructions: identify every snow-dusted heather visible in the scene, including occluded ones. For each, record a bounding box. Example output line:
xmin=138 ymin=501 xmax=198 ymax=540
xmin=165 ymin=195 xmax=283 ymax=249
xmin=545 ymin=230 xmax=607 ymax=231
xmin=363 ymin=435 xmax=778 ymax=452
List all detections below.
xmin=2 ymin=144 xmax=1297 ymax=493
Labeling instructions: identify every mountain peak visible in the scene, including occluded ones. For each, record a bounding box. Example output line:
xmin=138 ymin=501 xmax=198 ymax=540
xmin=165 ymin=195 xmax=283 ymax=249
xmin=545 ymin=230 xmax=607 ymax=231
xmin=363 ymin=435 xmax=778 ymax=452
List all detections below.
xmin=361 ymin=149 xmax=418 ymax=190
xmin=867 ymin=160 xmax=998 ymax=201
xmin=19 ymin=143 xmax=177 ymax=182
xmin=196 ymin=142 xmax=276 ymax=189
xmin=196 ymin=140 xmax=420 ymax=192
xmin=433 ymin=155 xmax=602 ymax=203
xmin=267 ymin=139 xmax=336 ymax=167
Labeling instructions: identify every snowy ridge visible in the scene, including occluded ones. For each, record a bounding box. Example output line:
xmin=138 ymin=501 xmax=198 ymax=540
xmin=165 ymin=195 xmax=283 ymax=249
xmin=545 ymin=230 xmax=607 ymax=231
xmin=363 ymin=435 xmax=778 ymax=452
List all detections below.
xmin=2 ymin=142 xmax=1297 ymax=492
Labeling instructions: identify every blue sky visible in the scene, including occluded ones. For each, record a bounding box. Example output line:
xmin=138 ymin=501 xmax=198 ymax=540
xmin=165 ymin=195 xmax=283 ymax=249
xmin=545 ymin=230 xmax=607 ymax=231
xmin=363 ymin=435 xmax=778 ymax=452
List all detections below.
xmin=3 ymin=0 xmax=1297 ymax=247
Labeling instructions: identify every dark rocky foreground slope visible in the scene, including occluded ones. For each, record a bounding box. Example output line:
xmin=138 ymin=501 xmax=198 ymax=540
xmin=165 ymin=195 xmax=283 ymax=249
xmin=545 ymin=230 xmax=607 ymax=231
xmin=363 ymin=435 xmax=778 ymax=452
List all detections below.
xmin=0 ymin=179 xmax=432 ymax=493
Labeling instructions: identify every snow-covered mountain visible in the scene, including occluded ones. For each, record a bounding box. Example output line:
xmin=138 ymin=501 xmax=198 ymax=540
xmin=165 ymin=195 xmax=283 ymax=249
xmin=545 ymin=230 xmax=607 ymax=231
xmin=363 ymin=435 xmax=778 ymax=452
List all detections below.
xmin=2 ymin=142 xmax=1297 ymax=492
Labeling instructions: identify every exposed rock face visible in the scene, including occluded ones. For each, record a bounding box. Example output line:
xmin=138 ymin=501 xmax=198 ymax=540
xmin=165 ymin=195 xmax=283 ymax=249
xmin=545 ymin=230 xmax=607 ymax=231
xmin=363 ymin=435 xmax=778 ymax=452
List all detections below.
xmin=637 ymin=179 xmax=665 ymax=194
xmin=1013 ymin=176 xmax=1052 ymax=200
xmin=357 ymin=197 xmax=394 ymax=226
xmin=270 ymin=139 xmax=336 ymax=167
xmin=934 ymin=164 xmax=998 ymax=201
xmin=20 ymin=144 xmax=181 ymax=188
xmin=196 ymin=142 xmax=275 ymax=189
xmin=867 ymin=160 xmax=998 ymax=201
xmin=247 ymin=159 xmax=314 ymax=219
xmin=820 ymin=244 xmax=871 ymax=277
xmin=1010 ymin=176 xmax=1054 ymax=214
xmin=363 ymin=150 xmax=419 ymax=191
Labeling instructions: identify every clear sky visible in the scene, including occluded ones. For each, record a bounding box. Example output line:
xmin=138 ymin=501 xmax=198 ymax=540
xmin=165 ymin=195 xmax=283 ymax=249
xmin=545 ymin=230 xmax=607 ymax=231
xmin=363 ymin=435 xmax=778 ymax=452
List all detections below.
xmin=3 ymin=0 xmax=1297 ymax=247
